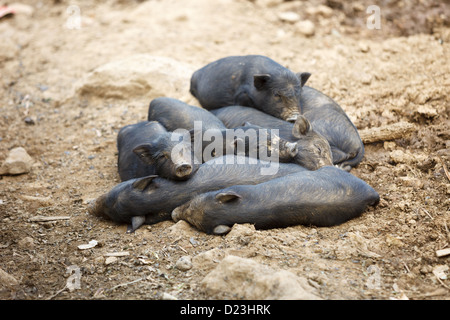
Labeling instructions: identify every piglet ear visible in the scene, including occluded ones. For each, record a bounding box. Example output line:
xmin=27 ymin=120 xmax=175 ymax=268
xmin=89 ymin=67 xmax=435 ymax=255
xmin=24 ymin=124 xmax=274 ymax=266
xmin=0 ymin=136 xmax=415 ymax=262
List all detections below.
xmin=132 ymin=175 xmax=158 ymax=191
xmin=215 ymin=191 xmax=242 ymax=203
xmin=292 ymin=115 xmax=311 ymax=138
xmin=297 ymin=72 xmax=311 ymax=87
xmin=254 ymin=74 xmax=271 ymax=90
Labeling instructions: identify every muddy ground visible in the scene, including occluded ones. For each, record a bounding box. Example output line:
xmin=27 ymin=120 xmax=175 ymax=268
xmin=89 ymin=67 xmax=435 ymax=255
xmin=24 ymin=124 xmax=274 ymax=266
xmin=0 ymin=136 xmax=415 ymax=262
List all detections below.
xmin=0 ymin=0 xmax=449 ymax=301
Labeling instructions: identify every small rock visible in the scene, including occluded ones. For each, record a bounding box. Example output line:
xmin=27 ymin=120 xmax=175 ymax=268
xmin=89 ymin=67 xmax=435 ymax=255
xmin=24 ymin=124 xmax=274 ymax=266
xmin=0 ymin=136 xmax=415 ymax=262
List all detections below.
xmin=189 ymin=237 xmax=199 ymax=246
xmin=105 ymin=256 xmax=118 ymax=265
xmin=433 ymin=265 xmax=449 ymax=280
xmin=358 ymin=42 xmax=370 ymax=53
xmin=77 ymin=240 xmax=98 ymax=250
xmin=0 ymin=147 xmax=33 ymax=175
xmin=295 ymin=20 xmax=315 ymax=37
xmin=226 ymin=224 xmax=255 ymax=245
xmin=175 ymin=256 xmax=192 ymax=271
xmin=24 ymin=117 xmax=35 ymax=125
xmin=383 ymin=141 xmax=396 ymax=151
xmin=386 ymin=235 xmax=404 ymax=247
xmin=0 ymin=268 xmax=19 ymax=288
xmin=390 ymin=150 xmax=414 ymax=164
xmin=278 ymin=11 xmax=300 ymax=23
xmin=192 ymin=248 xmax=225 ymax=270
xmin=93 ymin=256 xmax=105 ymax=264
xmin=201 ymin=255 xmax=320 ymax=299
xmin=356 ymin=72 xmax=373 ymax=85
xmin=306 ymin=5 xmax=333 ymax=18
xmin=226 ymin=223 xmax=255 ymax=238
xmin=76 ymin=55 xmax=195 ymax=101
xmin=399 ymin=177 xmax=424 ymax=189
xmin=37 ymin=84 xmax=48 ymax=92
xmin=168 ymin=220 xmax=195 ymax=236
xmin=162 ymin=292 xmax=178 ymax=300
xmin=420 ymin=265 xmax=433 ymax=274
xmin=415 ymin=105 xmax=437 ymax=118
xmin=18 ymin=236 xmax=34 ymax=249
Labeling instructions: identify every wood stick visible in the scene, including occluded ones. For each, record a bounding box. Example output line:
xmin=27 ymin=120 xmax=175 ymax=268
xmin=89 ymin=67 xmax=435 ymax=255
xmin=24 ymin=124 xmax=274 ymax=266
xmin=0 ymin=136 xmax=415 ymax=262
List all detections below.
xmin=104 ymin=251 xmax=130 ymax=257
xmin=436 ymin=277 xmax=450 ymax=290
xmin=46 ymin=285 xmax=67 ymax=300
xmin=29 ymin=216 xmax=70 ymax=222
xmin=403 ymin=262 xmax=411 ymax=273
xmin=107 ymin=277 xmax=146 ymax=291
xmin=438 ymin=155 xmax=450 ymax=182
xmin=420 ymin=207 xmax=434 ymax=220
xmin=359 ymin=122 xmax=415 ymax=144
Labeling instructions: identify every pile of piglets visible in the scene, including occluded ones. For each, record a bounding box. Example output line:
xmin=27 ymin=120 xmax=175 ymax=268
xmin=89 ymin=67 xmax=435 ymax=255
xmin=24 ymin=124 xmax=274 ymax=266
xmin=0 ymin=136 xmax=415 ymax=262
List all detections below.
xmin=89 ymin=55 xmax=379 ymax=235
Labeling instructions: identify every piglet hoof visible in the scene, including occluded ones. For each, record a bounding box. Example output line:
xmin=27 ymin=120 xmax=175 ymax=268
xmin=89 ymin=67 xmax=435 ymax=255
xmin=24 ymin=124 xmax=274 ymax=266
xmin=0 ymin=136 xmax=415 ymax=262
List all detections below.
xmin=213 ymin=225 xmax=231 ymax=235
xmin=335 ymin=163 xmax=352 ymax=172
xmin=171 ymin=207 xmax=181 ymax=222
xmin=126 ymin=225 xmax=134 ymax=233
xmin=126 ymin=216 xmax=146 ymax=233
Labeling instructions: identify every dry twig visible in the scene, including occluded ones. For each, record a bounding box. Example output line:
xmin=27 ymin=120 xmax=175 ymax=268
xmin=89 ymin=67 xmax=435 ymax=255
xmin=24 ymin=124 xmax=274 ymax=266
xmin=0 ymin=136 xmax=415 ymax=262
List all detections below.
xmin=437 ymin=155 xmax=450 ymax=182
xmin=29 ymin=215 xmax=70 ymax=222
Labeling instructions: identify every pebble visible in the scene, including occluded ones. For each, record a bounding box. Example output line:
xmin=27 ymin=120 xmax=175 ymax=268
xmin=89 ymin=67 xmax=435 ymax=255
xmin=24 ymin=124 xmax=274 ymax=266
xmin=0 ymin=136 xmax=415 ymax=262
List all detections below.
xmin=278 ymin=11 xmax=300 ymax=23
xmin=390 ymin=150 xmax=415 ymax=164
xmin=433 ymin=265 xmax=449 ymax=280
xmin=77 ymin=240 xmax=98 ymax=250
xmin=357 ymin=72 xmax=373 ymax=85
xmin=0 ymin=268 xmax=19 ymax=288
xmin=176 ymin=255 xmax=193 ymax=271
xmin=295 ymin=20 xmax=315 ymax=37
xmin=18 ymin=236 xmax=35 ymax=249
xmin=399 ymin=177 xmax=424 ymax=189
xmin=105 ymin=256 xmax=118 ymax=265
xmin=24 ymin=117 xmax=35 ymax=125
xmin=162 ymin=292 xmax=178 ymax=300
xmin=416 ymin=105 xmax=437 ymax=118
xmin=383 ymin=141 xmax=396 ymax=151
xmin=305 ymin=5 xmax=333 ymax=18
xmin=358 ymin=42 xmax=370 ymax=53
xmin=0 ymin=147 xmax=33 ymax=175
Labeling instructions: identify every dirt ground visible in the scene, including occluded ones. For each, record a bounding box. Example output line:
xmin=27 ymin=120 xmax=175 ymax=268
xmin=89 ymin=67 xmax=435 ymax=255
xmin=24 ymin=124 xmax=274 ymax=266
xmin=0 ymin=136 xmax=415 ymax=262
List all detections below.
xmin=0 ymin=0 xmax=449 ymax=301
